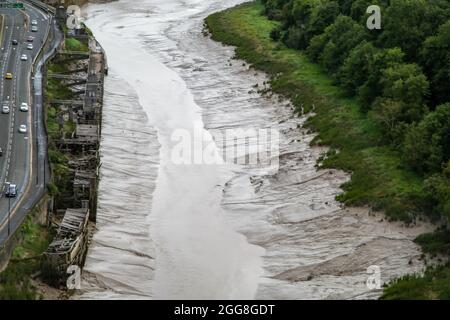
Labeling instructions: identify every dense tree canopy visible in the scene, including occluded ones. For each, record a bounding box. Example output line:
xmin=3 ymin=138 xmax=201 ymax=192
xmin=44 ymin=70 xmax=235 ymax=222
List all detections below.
xmin=262 ymin=0 xmax=450 ymax=220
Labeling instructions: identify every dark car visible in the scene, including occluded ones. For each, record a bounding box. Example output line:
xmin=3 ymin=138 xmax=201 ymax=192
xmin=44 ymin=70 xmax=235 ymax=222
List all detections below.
xmin=5 ymin=183 xmax=17 ymax=198
xmin=12 ymin=39 xmax=18 ymax=45
xmin=0 ymin=147 xmax=3 ymax=156
xmin=27 ymin=36 xmax=34 ymax=43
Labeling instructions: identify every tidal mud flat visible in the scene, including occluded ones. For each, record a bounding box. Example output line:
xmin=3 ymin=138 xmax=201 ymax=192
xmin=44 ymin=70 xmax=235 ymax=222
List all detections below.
xmin=77 ymin=0 xmax=432 ymax=299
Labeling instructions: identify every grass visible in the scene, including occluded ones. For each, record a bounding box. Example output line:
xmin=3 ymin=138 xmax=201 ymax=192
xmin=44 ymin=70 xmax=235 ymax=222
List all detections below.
xmin=65 ymin=37 xmax=88 ymax=52
xmin=383 ymin=230 xmax=450 ymax=299
xmin=415 ymin=230 xmax=450 ymax=256
xmin=205 ymin=1 xmax=424 ymax=223
xmin=0 ymin=208 xmax=53 ymax=300
xmin=381 ymin=263 xmax=450 ymax=300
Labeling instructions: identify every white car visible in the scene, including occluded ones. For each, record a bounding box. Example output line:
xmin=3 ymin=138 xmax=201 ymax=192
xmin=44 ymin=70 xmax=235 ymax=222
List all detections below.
xmin=20 ymin=103 xmax=29 ymax=112
xmin=27 ymin=43 xmax=33 ymax=50
xmin=19 ymin=125 xmax=27 ymax=133
xmin=21 ymin=54 xmax=28 ymax=61
xmin=5 ymin=183 xmax=17 ymax=198
xmin=2 ymin=105 xmax=10 ymax=114
xmin=31 ymin=20 xmax=38 ymax=26
xmin=31 ymin=26 xmax=38 ymax=32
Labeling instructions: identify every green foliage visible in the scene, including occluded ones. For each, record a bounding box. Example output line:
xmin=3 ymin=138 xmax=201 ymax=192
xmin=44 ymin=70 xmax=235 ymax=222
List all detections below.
xmin=369 ymin=63 xmax=429 ymax=143
xmin=338 ymin=41 xmax=377 ymax=96
xmin=307 ymin=15 xmax=368 ymax=75
xmin=357 ymin=47 xmax=405 ymax=108
xmin=403 ymin=104 xmax=450 ymax=173
xmin=381 ymin=263 xmax=450 ymax=300
xmin=65 ymin=37 xmax=88 ymax=52
xmin=349 ymin=0 xmax=386 ymax=23
xmin=369 ymin=99 xmax=409 ymax=143
xmin=422 ymin=167 xmax=450 ymax=220
xmin=261 ymin=0 xmax=291 ymax=20
xmin=420 ymin=20 xmax=450 ymax=106
xmin=377 ymin=0 xmax=450 ymax=62
xmin=0 ymin=213 xmax=53 ymax=300
xmin=415 ymin=230 xmax=450 ymax=255
xmin=380 ymin=63 xmax=429 ymax=108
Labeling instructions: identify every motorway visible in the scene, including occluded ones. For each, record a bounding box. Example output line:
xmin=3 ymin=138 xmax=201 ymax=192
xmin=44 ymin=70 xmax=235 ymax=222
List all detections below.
xmin=0 ymin=1 xmax=59 ymax=244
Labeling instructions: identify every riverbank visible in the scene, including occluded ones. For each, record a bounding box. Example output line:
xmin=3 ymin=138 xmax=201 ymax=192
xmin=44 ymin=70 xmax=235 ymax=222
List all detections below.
xmin=206 ymin=1 xmax=425 ymax=223
xmin=205 ymin=1 xmax=448 ymax=299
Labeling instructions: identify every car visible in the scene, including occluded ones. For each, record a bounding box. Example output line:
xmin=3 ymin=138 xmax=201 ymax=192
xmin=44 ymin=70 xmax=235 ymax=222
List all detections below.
xmin=31 ymin=26 xmax=38 ymax=32
xmin=5 ymin=183 xmax=17 ymax=198
xmin=2 ymin=105 xmax=10 ymax=114
xmin=19 ymin=124 xmax=27 ymax=133
xmin=20 ymin=54 xmax=28 ymax=61
xmin=27 ymin=36 xmax=34 ymax=43
xmin=31 ymin=20 xmax=38 ymax=26
xmin=27 ymin=43 xmax=33 ymax=50
xmin=5 ymin=73 xmax=12 ymax=79
xmin=20 ymin=103 xmax=29 ymax=112
xmin=0 ymin=147 xmax=2 ymax=157
xmin=12 ymin=39 xmax=18 ymax=45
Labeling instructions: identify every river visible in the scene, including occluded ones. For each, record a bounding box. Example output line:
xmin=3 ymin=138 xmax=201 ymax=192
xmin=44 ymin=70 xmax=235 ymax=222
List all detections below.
xmin=76 ymin=0 xmax=430 ymax=300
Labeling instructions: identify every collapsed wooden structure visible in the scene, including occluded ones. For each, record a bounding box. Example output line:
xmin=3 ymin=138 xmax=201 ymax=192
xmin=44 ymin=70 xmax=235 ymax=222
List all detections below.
xmin=44 ymin=207 xmax=90 ymax=271
xmin=43 ymin=28 xmax=106 ymax=281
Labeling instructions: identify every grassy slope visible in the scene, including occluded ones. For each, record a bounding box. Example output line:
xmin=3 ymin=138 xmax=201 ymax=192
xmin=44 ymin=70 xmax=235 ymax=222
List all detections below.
xmin=206 ymin=1 xmax=423 ymax=222
xmin=65 ymin=37 xmax=89 ymax=52
xmin=380 ymin=263 xmax=450 ymax=300
xmin=0 ymin=213 xmax=53 ymax=299
xmin=205 ymin=0 xmax=450 ymax=299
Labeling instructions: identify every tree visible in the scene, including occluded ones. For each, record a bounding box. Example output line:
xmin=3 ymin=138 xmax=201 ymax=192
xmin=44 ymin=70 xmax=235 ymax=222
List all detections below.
xmin=423 ymin=164 xmax=450 ymax=220
xmin=420 ymin=20 xmax=450 ymax=106
xmin=338 ymin=41 xmax=378 ymax=96
xmin=403 ymin=103 xmax=450 ymax=173
xmin=306 ymin=1 xmax=340 ymax=41
xmin=370 ymin=63 xmax=429 ymax=143
xmin=262 ymin=0 xmax=292 ymax=20
xmin=370 ymin=98 xmax=407 ymax=142
xmin=349 ymin=0 xmax=387 ymax=24
xmin=377 ymin=0 xmax=450 ymax=61
xmin=357 ymin=47 xmax=405 ymax=109
xmin=380 ymin=63 xmax=429 ymax=109
xmin=307 ymin=15 xmax=368 ymax=74
xmin=306 ymin=32 xmax=327 ymax=61
xmin=282 ymin=0 xmax=339 ymax=50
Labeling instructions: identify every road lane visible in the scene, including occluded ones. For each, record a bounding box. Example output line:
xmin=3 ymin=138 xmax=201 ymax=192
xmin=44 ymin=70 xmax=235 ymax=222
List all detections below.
xmin=0 ymin=13 xmax=17 ymax=186
xmin=0 ymin=11 xmax=23 ymax=192
xmin=0 ymin=3 xmax=52 ymax=243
